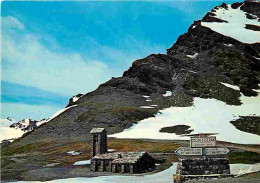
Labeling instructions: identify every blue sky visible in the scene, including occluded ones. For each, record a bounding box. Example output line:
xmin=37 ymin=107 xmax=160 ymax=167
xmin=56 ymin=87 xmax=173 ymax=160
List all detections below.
xmin=1 ymin=0 xmax=240 ymax=120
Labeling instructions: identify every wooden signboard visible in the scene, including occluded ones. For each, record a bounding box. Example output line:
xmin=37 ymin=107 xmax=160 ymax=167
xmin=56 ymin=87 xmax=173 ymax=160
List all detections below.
xmin=204 ymin=147 xmax=230 ymax=156
xmin=190 ymin=136 xmax=216 ymax=147
xmin=176 ymin=147 xmax=202 ymax=156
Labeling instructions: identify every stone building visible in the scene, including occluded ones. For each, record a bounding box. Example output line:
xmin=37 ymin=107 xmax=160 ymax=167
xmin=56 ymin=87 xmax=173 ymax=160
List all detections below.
xmin=90 ymin=128 xmax=155 ymax=173
xmin=90 ymin=128 xmax=107 ymax=157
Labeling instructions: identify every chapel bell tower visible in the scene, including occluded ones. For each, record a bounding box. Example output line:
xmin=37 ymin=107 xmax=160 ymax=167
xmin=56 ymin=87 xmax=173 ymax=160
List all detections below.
xmin=90 ymin=128 xmax=107 ymax=157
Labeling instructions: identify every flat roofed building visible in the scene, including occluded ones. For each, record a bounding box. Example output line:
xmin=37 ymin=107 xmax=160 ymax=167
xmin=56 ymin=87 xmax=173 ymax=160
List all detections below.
xmin=90 ymin=128 xmax=155 ymax=174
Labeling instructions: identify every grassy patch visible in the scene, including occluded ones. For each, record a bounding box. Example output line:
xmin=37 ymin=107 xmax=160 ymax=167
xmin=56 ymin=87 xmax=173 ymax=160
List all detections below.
xmin=2 ymin=139 xmax=182 ymax=167
xmin=108 ymin=139 xmax=182 ymax=153
xmin=229 ymin=151 xmax=260 ymax=164
xmin=1 ymin=142 xmax=53 ymax=156
xmin=76 ymin=102 xmax=105 ymax=122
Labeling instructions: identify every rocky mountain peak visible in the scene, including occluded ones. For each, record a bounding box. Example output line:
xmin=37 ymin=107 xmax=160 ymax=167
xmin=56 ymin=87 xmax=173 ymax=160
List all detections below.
xmin=9 ymin=118 xmax=48 ymax=133
xmin=7 ymin=1 xmax=260 ymax=146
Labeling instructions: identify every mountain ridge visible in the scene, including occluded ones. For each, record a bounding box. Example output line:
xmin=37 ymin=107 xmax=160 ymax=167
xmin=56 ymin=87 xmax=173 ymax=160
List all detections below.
xmin=6 ymin=1 xmax=260 ymax=147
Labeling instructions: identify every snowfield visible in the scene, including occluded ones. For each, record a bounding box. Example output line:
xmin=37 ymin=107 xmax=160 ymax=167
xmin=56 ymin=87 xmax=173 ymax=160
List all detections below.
xmin=110 ymin=86 xmax=260 ymax=144
xmin=201 ymin=4 xmax=260 ymax=44
xmin=8 ymin=163 xmax=260 ymax=183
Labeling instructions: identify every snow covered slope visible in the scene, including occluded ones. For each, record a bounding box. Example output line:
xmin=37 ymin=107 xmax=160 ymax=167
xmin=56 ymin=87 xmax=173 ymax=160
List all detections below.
xmin=110 ymin=87 xmax=260 ymax=144
xmin=201 ymin=3 xmax=260 ymax=43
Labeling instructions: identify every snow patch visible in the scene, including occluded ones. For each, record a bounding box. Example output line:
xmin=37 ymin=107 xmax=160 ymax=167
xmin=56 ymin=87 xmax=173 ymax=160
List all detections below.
xmin=224 ymin=43 xmax=233 ymax=47
xmin=73 ymin=159 xmax=91 ymax=165
xmin=201 ymin=4 xmax=260 ymax=44
xmin=72 ymin=96 xmax=80 ymax=102
xmin=143 ymin=95 xmax=150 ymax=98
xmin=67 ymin=151 xmax=81 ymax=156
xmin=146 ymin=99 xmax=152 ymax=102
xmin=44 ymin=163 xmax=60 ymax=167
xmin=140 ymin=106 xmax=155 ymax=109
xmin=186 ymin=53 xmax=199 ymax=59
xmin=220 ymin=82 xmax=240 ymax=91
xmin=253 ymin=56 xmax=260 ymax=60
xmin=108 ymin=149 xmax=116 ymax=153
xmin=188 ymin=70 xmax=197 ymax=74
xmin=162 ymin=91 xmax=172 ymax=97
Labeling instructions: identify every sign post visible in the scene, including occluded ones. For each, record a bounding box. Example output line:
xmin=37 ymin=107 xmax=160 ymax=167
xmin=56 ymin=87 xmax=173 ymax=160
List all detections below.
xmin=190 ymin=136 xmax=216 ymax=147
xmin=174 ymin=133 xmax=232 ymax=183
xmin=204 ymin=147 xmax=230 ymax=156
xmin=175 ymin=147 xmax=202 ymax=156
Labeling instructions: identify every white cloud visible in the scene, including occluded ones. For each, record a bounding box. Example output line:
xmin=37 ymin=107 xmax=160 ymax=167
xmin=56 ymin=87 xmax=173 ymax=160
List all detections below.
xmin=1 ymin=16 xmax=113 ymax=96
xmin=1 ymin=16 xmax=166 ymax=97
xmin=1 ymin=16 xmax=25 ymax=30
xmin=0 ymin=126 xmax=24 ymax=141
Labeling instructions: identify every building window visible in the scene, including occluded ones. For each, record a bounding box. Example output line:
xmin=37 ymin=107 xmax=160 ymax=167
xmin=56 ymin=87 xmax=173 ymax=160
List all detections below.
xmin=105 ymin=161 xmax=109 ymax=166
xmin=97 ymin=161 xmax=101 ymax=166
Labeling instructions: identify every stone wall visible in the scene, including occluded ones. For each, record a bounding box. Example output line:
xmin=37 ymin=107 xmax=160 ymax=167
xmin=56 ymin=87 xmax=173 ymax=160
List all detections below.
xmin=177 ymin=157 xmax=230 ymax=175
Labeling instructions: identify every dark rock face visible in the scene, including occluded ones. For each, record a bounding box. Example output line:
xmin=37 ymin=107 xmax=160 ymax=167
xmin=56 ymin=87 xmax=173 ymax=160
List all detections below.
xmin=230 ymin=116 xmax=260 ymax=135
xmin=8 ymin=1 xmax=260 ymax=146
xmin=245 ymin=24 xmax=260 ymax=31
xmin=160 ymin=125 xmax=194 ymax=135
xmin=241 ymin=1 xmax=260 ymax=18
xmin=202 ymin=13 xmax=228 ymax=23
xmin=231 ymin=2 xmax=243 ymax=9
